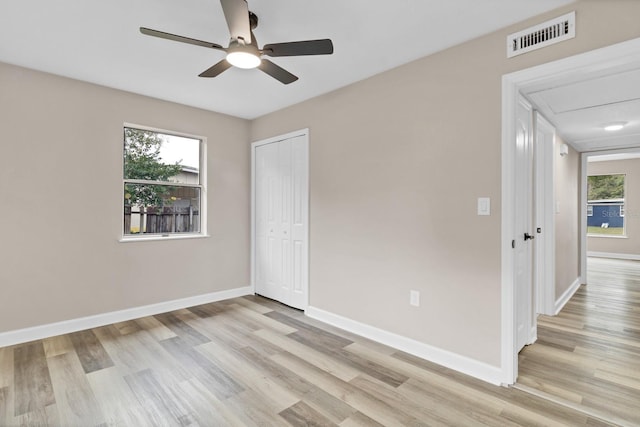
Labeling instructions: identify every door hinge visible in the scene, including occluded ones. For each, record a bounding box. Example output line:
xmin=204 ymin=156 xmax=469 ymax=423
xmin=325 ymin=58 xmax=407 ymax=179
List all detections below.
xmin=512 ymin=240 xmax=516 ymax=249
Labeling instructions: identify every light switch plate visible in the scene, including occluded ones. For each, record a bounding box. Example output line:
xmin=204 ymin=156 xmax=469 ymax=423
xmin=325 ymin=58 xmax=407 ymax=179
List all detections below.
xmin=478 ymin=197 xmax=491 ymax=216
xmin=410 ymin=290 xmax=420 ymax=307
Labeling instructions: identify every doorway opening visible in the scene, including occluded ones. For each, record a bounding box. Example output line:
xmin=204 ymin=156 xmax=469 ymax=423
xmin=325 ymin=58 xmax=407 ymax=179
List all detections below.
xmin=501 ymin=37 xmax=640 ymax=385
xmin=582 ymin=150 xmax=640 ymax=268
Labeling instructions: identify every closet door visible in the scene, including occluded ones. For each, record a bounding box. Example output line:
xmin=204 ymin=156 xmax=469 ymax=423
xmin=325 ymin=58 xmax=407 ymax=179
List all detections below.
xmin=254 ymin=133 xmax=308 ymax=309
xmin=255 ymin=141 xmax=281 ymax=303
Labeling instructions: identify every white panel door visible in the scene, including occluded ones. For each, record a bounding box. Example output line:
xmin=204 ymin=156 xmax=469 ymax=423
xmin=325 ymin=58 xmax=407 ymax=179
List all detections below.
xmin=515 ymin=97 xmax=535 ymax=353
xmin=254 ymin=133 xmax=308 ymax=309
xmin=290 ymin=137 xmax=309 ymax=309
xmin=534 ymin=113 xmax=556 ymax=316
xmin=255 ymin=141 xmax=280 ymax=301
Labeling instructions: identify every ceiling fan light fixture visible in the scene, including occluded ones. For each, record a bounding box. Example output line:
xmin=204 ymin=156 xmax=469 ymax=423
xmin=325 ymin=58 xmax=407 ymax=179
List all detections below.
xmin=140 ymin=1 xmax=333 ymax=83
xmin=604 ymin=122 xmax=627 ymax=132
xmin=226 ymin=50 xmax=261 ymax=69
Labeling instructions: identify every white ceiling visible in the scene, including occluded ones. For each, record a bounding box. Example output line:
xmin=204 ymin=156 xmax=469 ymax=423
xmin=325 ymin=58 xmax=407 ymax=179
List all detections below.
xmin=524 ymin=65 xmax=640 ymax=152
xmin=0 ymin=0 xmax=573 ymax=119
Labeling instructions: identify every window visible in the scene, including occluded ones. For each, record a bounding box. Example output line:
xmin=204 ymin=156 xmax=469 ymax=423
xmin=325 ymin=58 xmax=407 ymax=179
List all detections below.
xmin=123 ymin=126 xmax=203 ymax=238
xmin=587 ymin=174 xmax=624 ymax=236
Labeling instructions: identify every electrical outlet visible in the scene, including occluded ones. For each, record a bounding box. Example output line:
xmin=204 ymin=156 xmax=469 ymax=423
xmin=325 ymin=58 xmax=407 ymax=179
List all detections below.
xmin=410 ymin=290 xmax=420 ymax=307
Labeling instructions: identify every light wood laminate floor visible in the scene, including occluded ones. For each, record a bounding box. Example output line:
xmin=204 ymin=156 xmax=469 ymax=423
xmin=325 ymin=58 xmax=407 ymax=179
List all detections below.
xmin=518 ymin=257 xmax=640 ymax=427
xmin=1 ymin=294 xmax=617 ymax=426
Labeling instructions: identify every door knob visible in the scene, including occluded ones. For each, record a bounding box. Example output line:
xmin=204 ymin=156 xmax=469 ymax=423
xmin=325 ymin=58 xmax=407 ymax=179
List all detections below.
xmin=524 ymin=232 xmax=535 ymax=241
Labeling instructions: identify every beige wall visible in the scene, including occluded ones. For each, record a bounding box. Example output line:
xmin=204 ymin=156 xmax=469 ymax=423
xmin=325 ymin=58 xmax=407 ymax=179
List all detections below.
xmin=588 ymin=158 xmax=640 ymax=256
xmin=554 ymin=138 xmax=580 ymax=299
xmin=0 ymin=62 xmax=251 ymax=333
xmin=251 ymin=0 xmax=640 ymax=366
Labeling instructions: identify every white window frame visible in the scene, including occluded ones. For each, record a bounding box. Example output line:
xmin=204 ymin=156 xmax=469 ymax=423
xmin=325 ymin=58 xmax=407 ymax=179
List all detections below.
xmin=586 ymin=173 xmax=626 ymax=238
xmin=121 ymin=123 xmax=207 ymax=242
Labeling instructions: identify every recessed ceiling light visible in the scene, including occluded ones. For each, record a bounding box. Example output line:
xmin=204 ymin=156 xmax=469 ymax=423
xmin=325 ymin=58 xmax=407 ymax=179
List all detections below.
xmin=604 ymin=122 xmax=627 ymax=132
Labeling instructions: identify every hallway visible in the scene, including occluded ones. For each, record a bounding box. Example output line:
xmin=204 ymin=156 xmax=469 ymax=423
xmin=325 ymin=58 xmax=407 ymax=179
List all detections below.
xmin=517 ymin=257 xmax=640 ymax=426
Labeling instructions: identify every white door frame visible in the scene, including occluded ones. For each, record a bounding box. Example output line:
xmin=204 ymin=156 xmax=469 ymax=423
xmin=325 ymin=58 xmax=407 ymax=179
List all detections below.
xmin=251 ymin=128 xmax=310 ymax=309
xmin=501 ymin=37 xmax=640 ymax=385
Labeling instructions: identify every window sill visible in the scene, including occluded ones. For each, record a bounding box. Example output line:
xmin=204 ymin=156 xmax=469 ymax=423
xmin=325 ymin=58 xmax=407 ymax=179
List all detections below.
xmin=119 ymin=234 xmax=209 ymax=243
xmin=587 ymin=234 xmax=627 ymax=239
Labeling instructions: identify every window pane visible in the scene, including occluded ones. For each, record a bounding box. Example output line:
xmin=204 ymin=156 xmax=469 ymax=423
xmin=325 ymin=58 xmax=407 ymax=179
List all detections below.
xmin=587 ymin=174 xmax=624 ymax=236
xmin=124 ymin=184 xmax=200 ymax=235
xmin=124 ymin=127 xmax=199 ymax=184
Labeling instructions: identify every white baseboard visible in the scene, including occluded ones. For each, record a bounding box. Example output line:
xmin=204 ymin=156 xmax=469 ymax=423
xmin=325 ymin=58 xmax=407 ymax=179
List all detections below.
xmin=305 ymin=306 xmax=503 ymax=386
xmin=0 ymin=286 xmax=252 ymax=348
xmin=555 ymin=278 xmax=581 ymax=315
xmin=588 ymin=251 xmax=640 ymax=261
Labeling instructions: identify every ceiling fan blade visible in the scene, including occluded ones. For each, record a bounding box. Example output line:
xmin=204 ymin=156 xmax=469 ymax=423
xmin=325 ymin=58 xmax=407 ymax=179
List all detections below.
xmin=140 ymin=27 xmax=225 ymax=51
xmin=220 ymin=0 xmax=251 ymax=43
xmin=258 ymin=59 xmax=298 ymax=85
xmin=199 ymin=60 xmax=232 ymax=78
xmin=262 ymin=39 xmax=334 ymax=57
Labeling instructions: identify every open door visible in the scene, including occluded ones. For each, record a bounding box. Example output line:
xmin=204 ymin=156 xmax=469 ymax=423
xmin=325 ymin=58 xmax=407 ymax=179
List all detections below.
xmin=534 ymin=113 xmax=556 ymax=316
xmin=514 ymin=96 xmax=535 ymax=353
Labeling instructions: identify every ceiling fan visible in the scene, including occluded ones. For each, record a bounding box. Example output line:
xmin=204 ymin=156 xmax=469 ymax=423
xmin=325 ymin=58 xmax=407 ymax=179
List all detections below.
xmin=140 ymin=0 xmax=334 ymax=84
